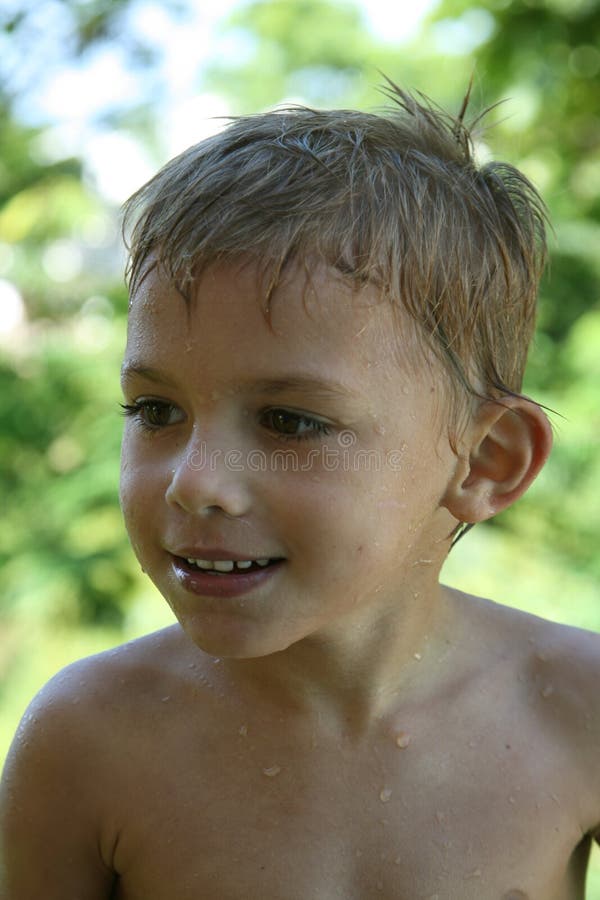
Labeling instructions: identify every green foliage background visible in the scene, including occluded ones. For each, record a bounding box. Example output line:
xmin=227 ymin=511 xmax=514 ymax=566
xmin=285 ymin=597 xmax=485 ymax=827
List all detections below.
xmin=1 ymin=0 xmax=599 ymax=891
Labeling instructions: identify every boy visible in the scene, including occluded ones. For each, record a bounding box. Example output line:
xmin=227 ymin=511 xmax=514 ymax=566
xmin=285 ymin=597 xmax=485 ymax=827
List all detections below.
xmin=1 ymin=81 xmax=599 ymax=900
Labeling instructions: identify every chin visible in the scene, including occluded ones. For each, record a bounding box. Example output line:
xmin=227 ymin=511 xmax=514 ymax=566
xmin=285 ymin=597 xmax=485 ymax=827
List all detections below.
xmin=173 ymin=613 xmax=301 ymax=660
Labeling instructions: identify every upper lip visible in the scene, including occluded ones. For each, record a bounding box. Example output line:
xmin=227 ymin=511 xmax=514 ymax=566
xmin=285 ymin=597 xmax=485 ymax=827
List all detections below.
xmin=170 ymin=547 xmax=283 ymax=561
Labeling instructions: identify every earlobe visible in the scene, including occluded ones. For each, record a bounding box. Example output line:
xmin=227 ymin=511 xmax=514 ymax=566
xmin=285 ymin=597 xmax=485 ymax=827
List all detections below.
xmin=443 ymin=397 xmax=553 ymax=524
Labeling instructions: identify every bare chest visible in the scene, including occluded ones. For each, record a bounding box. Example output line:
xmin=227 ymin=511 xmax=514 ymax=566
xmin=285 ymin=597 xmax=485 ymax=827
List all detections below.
xmin=108 ymin=709 xmax=588 ymax=900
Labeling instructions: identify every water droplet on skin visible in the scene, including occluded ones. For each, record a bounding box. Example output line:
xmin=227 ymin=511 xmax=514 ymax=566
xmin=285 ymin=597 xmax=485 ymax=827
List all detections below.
xmin=239 ymin=724 xmax=248 ymax=737
xmin=262 ymin=765 xmax=281 ymax=777
xmin=402 ymin=386 xmax=410 ymax=395
xmin=508 ymin=795 xmax=516 ymax=804
xmin=379 ymin=787 xmax=392 ymax=803
xmin=161 ymin=696 xmax=171 ymax=702
xmin=395 ymin=732 xmax=410 ymax=748
xmin=413 ymin=652 xmax=422 ymax=661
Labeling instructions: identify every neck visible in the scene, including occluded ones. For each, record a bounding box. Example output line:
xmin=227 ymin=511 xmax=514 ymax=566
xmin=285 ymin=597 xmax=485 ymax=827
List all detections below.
xmin=218 ymin=580 xmax=457 ymax=738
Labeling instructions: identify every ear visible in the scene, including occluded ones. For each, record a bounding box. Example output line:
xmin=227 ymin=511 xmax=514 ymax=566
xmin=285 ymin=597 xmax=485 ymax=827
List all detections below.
xmin=442 ymin=397 xmax=553 ymax=523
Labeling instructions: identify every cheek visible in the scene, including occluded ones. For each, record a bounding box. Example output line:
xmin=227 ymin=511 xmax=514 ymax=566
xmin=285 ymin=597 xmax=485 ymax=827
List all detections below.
xmin=296 ymin=453 xmax=445 ymax=561
xmin=119 ymin=470 xmax=145 ymax=560
xmin=276 ymin=470 xmax=401 ymax=559
xmin=119 ymin=433 xmax=140 ymax=516
xmin=119 ymin=434 xmax=164 ymax=544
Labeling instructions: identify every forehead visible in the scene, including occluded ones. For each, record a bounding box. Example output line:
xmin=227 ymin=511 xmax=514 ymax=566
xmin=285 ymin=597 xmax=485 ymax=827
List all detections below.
xmin=125 ymin=259 xmax=417 ymax=383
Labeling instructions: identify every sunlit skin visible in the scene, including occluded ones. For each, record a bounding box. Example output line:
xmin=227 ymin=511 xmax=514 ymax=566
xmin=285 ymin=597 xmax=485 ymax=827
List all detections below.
xmin=119 ymin=258 xmax=465 ymax=722
xmin=2 ymin=258 xmax=600 ymax=900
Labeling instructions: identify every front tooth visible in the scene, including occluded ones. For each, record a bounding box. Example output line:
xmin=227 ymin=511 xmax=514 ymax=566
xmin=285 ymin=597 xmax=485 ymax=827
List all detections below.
xmin=256 ymin=558 xmax=270 ymax=567
xmin=235 ymin=560 xmax=253 ymax=569
xmin=187 ymin=559 xmax=215 ymax=569
xmin=213 ymin=560 xmax=235 ymax=572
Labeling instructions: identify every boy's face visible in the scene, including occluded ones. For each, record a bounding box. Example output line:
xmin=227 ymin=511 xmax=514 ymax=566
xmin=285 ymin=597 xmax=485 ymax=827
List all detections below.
xmin=120 ymin=258 xmax=460 ymax=658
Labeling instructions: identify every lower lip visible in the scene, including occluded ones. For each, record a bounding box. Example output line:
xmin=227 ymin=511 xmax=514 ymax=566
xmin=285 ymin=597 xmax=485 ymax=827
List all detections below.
xmin=171 ymin=556 xmax=285 ymax=598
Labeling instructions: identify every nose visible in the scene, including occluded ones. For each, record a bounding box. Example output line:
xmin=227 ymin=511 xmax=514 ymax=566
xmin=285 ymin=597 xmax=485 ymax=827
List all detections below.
xmin=165 ymin=434 xmax=252 ymax=518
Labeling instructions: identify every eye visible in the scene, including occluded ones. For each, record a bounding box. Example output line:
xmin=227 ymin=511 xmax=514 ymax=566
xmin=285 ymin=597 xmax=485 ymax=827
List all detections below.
xmin=261 ymin=408 xmax=332 ymax=441
xmin=120 ymin=399 xmax=184 ymax=431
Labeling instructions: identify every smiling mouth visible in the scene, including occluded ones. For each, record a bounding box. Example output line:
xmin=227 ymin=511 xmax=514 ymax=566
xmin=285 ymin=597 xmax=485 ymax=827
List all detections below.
xmin=177 ymin=557 xmax=284 ymax=575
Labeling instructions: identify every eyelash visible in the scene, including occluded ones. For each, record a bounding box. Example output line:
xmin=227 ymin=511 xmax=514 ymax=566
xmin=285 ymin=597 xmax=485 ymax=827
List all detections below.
xmin=119 ymin=401 xmax=333 ymax=442
xmin=120 ymin=401 xmax=178 ymax=432
xmin=260 ymin=409 xmax=332 ymax=442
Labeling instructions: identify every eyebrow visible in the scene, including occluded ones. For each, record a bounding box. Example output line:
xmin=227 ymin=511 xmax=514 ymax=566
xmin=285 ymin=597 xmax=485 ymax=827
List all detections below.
xmin=120 ymin=363 xmax=356 ymax=400
xmin=241 ymin=376 xmax=355 ymax=400
xmin=120 ymin=364 xmax=178 ymax=388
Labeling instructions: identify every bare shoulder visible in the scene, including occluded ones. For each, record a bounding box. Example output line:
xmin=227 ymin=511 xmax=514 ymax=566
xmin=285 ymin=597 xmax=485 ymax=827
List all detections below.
xmin=480 ymin=594 xmax=600 ymax=716
xmin=462 ymin=589 xmax=600 ymax=729
xmin=4 ymin=624 xmax=190 ymax=729
xmin=0 ymin=625 xmax=197 ymax=897
xmin=513 ymin=605 xmax=600 ymax=798
xmin=452 ymin=588 xmax=600 ymax=834
xmin=1 ymin=622 xmax=189 ymax=768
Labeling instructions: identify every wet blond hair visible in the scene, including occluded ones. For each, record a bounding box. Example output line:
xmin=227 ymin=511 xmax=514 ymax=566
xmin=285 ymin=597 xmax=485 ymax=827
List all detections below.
xmin=123 ymin=78 xmax=547 ymax=432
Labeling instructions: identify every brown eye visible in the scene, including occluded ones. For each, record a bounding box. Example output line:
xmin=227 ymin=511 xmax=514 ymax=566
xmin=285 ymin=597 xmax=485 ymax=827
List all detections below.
xmin=143 ymin=402 xmax=173 ymax=427
xmin=261 ymin=408 xmax=331 ymax=441
xmin=120 ymin=400 xmax=183 ymax=431
xmin=268 ymin=410 xmax=301 ymax=434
